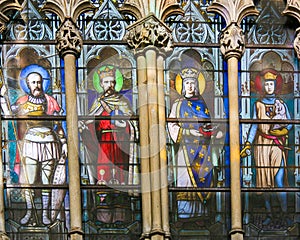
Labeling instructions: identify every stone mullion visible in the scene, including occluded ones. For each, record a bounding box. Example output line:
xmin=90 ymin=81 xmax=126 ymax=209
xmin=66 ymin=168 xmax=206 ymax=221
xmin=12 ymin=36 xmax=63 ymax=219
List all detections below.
xmin=56 ymin=19 xmax=83 ymax=240
xmin=208 ymin=2 xmax=259 ymax=239
xmin=137 ymin=53 xmax=152 ymax=240
xmin=227 ymin=56 xmax=243 ymax=240
xmin=146 ymin=48 xmax=164 ymax=239
xmin=125 ymin=14 xmax=173 ymax=239
xmin=157 ymin=54 xmax=170 ymax=238
xmin=63 ymin=54 xmax=83 ymax=240
xmin=220 ymin=23 xmax=245 ymax=240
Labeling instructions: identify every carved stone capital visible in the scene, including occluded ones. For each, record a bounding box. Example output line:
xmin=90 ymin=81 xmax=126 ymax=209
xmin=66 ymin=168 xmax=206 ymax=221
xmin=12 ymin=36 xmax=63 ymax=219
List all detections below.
xmin=56 ymin=18 xmax=83 ymax=58
xmin=0 ymin=232 xmax=9 ymax=240
xmin=294 ymin=28 xmax=300 ymax=59
xmin=220 ymin=23 xmax=245 ymax=60
xmin=124 ymin=14 xmax=173 ymax=55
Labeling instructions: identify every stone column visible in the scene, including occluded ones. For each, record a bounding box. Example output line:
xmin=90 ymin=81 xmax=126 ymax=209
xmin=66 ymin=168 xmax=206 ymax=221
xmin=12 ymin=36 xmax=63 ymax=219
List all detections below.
xmin=56 ymin=18 xmax=83 ymax=240
xmin=207 ymin=1 xmax=259 ymax=239
xmin=42 ymin=1 xmax=95 ymax=238
xmin=125 ymin=14 xmax=173 ymax=240
xmin=137 ymin=53 xmax=152 ymax=239
xmin=220 ymin=23 xmax=245 ymax=240
xmin=157 ymin=54 xmax=170 ymax=238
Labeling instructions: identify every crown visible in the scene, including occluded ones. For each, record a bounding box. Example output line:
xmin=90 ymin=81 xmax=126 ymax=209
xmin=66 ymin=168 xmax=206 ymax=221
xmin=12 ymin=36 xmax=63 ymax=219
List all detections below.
xmin=264 ymin=71 xmax=277 ymax=80
xmin=98 ymin=66 xmax=115 ymax=79
xmin=181 ymin=68 xmax=198 ymax=80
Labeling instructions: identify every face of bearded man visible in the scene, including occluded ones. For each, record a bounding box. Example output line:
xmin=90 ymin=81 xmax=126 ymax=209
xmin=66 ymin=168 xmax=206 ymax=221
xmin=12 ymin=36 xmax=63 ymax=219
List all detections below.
xmin=100 ymin=76 xmax=116 ymax=96
xmin=27 ymin=72 xmax=44 ymax=97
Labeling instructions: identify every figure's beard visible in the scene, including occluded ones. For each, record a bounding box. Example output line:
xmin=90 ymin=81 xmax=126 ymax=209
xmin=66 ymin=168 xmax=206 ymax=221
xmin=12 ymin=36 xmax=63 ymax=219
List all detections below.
xmin=31 ymin=88 xmax=43 ymax=97
xmin=103 ymin=87 xmax=114 ymax=96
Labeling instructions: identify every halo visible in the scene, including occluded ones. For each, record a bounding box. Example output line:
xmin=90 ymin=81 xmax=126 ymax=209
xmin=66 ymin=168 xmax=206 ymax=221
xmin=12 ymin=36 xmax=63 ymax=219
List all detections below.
xmin=19 ymin=64 xmax=51 ymax=94
xmin=175 ymin=70 xmax=206 ymax=95
xmin=93 ymin=65 xmax=123 ymax=93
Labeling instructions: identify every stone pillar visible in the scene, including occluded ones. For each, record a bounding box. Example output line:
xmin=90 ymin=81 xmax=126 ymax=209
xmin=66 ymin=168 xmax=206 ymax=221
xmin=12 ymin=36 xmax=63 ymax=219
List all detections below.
xmin=137 ymin=53 xmax=152 ymax=239
xmin=220 ymin=22 xmax=245 ymax=240
xmin=208 ymin=1 xmax=259 ymax=239
xmin=56 ymin=18 xmax=83 ymax=240
xmin=125 ymin=14 xmax=173 ymax=240
xmin=157 ymin=55 xmax=170 ymax=238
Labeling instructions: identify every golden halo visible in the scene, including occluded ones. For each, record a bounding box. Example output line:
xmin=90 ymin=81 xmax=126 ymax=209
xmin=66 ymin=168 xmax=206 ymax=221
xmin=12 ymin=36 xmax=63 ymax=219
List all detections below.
xmin=175 ymin=71 xmax=206 ymax=95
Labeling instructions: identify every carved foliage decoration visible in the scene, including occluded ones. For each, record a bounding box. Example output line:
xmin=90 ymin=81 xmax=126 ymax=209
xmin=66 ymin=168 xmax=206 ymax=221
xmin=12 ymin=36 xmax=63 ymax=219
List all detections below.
xmin=0 ymin=0 xmax=21 ymax=33
xmin=124 ymin=14 xmax=173 ymax=53
xmin=220 ymin=23 xmax=245 ymax=59
xmin=283 ymin=0 xmax=300 ymax=59
xmin=207 ymin=0 xmax=259 ymax=26
xmin=56 ymin=18 xmax=83 ymax=58
xmin=42 ymin=0 xmax=95 ymax=57
xmin=208 ymin=0 xmax=258 ymax=59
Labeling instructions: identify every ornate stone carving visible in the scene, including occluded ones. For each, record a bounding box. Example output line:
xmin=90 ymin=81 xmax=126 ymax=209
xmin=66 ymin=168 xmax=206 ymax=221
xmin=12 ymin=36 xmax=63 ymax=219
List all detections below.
xmin=0 ymin=0 xmax=21 ymax=33
xmin=207 ymin=0 xmax=259 ymax=26
xmin=283 ymin=0 xmax=300 ymax=22
xmin=124 ymin=14 xmax=173 ymax=53
xmin=56 ymin=18 xmax=83 ymax=58
xmin=283 ymin=0 xmax=300 ymax=59
xmin=122 ymin=0 xmax=183 ymax=21
xmin=220 ymin=22 xmax=245 ymax=59
xmin=42 ymin=0 xmax=96 ymax=23
xmin=42 ymin=0 xmax=95 ymax=58
xmin=207 ymin=0 xmax=259 ymax=59
xmin=294 ymin=28 xmax=300 ymax=59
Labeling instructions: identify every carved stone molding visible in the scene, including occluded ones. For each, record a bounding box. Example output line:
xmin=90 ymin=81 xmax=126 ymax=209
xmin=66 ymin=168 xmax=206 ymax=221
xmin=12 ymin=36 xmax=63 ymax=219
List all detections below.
xmin=42 ymin=0 xmax=95 ymax=58
xmin=124 ymin=14 xmax=173 ymax=54
xmin=43 ymin=0 xmax=96 ymax=24
xmin=283 ymin=0 xmax=300 ymax=59
xmin=207 ymin=0 xmax=259 ymax=26
xmin=56 ymin=18 xmax=83 ymax=58
xmin=207 ymin=0 xmax=259 ymax=59
xmin=122 ymin=0 xmax=183 ymax=22
xmin=0 ymin=0 xmax=21 ymax=33
xmin=294 ymin=28 xmax=300 ymax=59
xmin=220 ymin=23 xmax=245 ymax=60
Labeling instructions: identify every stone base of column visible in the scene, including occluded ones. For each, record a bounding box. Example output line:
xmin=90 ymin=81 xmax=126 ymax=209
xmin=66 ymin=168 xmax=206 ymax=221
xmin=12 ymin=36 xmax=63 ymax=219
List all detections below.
xmin=141 ymin=229 xmax=172 ymax=240
xmin=229 ymin=228 xmax=244 ymax=240
xmin=68 ymin=229 xmax=84 ymax=240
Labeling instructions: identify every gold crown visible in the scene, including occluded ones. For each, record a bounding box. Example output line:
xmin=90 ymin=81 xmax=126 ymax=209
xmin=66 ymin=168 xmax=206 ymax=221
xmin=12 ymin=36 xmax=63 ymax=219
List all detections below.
xmin=264 ymin=71 xmax=277 ymax=80
xmin=181 ymin=68 xmax=198 ymax=80
xmin=98 ymin=67 xmax=115 ymax=79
